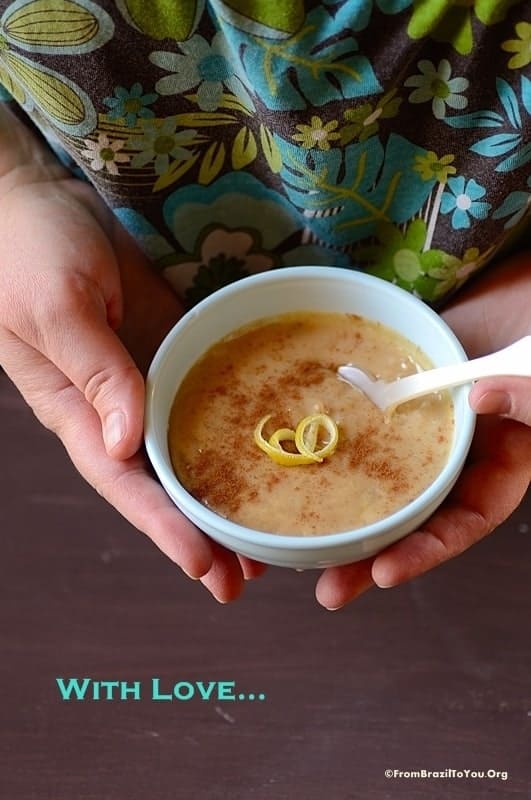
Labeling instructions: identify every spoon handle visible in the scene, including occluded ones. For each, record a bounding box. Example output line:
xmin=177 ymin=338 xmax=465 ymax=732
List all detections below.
xmin=387 ymin=335 xmax=531 ymax=407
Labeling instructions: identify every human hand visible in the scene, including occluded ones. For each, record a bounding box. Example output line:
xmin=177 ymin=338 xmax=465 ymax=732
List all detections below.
xmin=0 ymin=175 xmax=265 ymax=601
xmin=315 ymin=253 xmax=531 ymax=610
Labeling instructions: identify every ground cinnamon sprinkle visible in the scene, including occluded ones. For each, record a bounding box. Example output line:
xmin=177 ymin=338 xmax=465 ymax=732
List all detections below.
xmin=347 ymin=426 xmax=411 ymax=492
xmin=265 ymin=476 xmax=281 ymax=492
xmin=185 ymin=449 xmax=249 ymax=515
xmin=295 ymin=360 xmax=332 ymax=387
xmin=347 ymin=429 xmax=378 ymax=469
xmin=297 ymin=509 xmax=322 ymax=527
xmin=365 ymin=459 xmax=407 ymax=490
xmin=255 ymin=382 xmax=291 ymax=410
xmin=168 ymin=311 xmax=454 ymax=535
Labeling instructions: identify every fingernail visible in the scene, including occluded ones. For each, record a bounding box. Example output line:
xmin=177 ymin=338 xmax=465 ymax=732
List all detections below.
xmin=211 ymin=594 xmax=230 ymax=605
xmin=474 ymin=391 xmax=511 ymax=415
xmin=181 ymin=568 xmax=200 ymax=581
xmin=321 ymin=579 xmax=375 ymax=610
xmin=104 ymin=410 xmax=126 ymax=452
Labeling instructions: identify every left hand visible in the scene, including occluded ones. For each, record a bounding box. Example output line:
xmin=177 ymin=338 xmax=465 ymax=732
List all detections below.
xmin=0 ymin=171 xmax=266 ymax=603
xmin=315 ymin=253 xmax=531 ymax=610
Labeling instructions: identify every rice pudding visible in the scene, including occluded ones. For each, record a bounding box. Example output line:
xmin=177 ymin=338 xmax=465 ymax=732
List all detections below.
xmin=168 ymin=312 xmax=454 ymax=535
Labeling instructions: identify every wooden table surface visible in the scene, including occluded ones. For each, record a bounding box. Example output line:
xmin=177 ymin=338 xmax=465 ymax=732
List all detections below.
xmin=1 ymin=370 xmax=529 ymax=800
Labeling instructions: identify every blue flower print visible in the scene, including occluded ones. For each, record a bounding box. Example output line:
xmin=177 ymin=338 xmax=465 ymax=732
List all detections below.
xmin=405 ymin=59 xmax=469 ymax=119
xmin=128 ymin=118 xmax=198 ymax=175
xmin=161 ymin=172 xmax=348 ymax=301
xmin=150 ymin=32 xmax=255 ymax=112
xmin=440 ymin=177 xmax=491 ymax=229
xmin=103 ymin=83 xmax=158 ymax=127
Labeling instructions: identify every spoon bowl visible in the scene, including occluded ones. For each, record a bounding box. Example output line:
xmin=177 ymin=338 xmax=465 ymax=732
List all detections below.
xmin=338 ymin=335 xmax=531 ymax=415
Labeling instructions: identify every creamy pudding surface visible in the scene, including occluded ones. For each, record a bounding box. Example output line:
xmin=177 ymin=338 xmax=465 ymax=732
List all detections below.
xmin=168 ymin=312 xmax=454 ymax=535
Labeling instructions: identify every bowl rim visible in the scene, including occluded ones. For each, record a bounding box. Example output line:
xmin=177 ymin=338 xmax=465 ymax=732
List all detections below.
xmin=145 ymin=266 xmax=476 ymax=551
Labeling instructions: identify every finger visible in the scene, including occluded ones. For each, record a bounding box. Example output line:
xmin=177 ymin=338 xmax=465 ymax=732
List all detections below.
xmin=315 ymin=558 xmax=375 ymax=610
xmin=22 ymin=277 xmax=144 ymax=460
xmin=61 ymin=388 xmax=214 ymax=579
xmin=237 ymin=555 xmax=269 ymax=580
xmin=200 ymin=541 xmax=246 ymax=603
xmin=1 ymin=339 xmax=215 ymax=580
xmin=372 ymin=420 xmax=531 ymax=588
xmin=470 ymin=377 xmax=531 ymax=426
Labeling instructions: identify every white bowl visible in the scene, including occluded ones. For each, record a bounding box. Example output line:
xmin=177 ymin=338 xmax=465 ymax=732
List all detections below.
xmin=145 ymin=267 xmax=475 ymax=569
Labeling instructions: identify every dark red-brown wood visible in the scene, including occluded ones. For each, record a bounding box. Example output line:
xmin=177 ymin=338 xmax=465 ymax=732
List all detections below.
xmin=1 ymin=371 xmax=529 ymax=799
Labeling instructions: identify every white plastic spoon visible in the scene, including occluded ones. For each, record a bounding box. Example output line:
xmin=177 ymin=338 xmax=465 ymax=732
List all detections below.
xmin=337 ymin=335 xmax=531 ymax=416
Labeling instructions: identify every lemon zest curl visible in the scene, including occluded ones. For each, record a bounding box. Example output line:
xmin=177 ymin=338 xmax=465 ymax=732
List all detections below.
xmin=254 ymin=413 xmax=339 ymax=466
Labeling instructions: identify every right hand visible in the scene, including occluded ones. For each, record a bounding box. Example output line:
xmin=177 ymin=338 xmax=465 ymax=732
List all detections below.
xmin=0 ymin=174 xmax=266 ymax=601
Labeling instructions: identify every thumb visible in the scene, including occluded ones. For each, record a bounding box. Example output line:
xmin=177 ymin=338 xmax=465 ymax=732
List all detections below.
xmin=469 ymin=377 xmax=531 ymax=427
